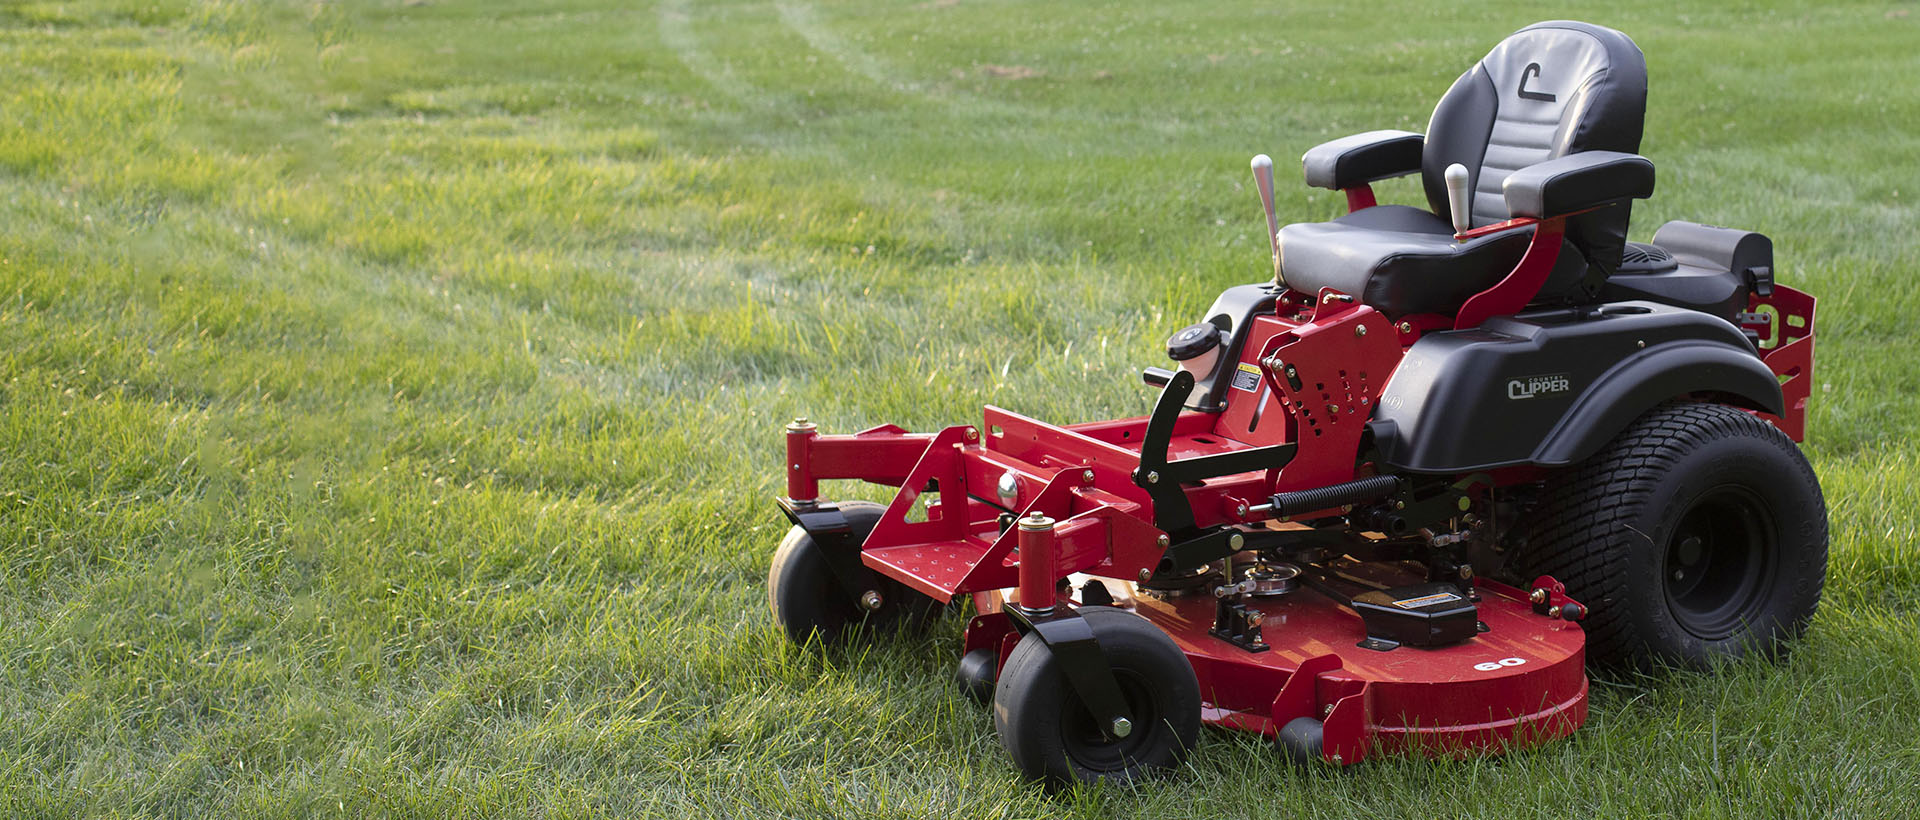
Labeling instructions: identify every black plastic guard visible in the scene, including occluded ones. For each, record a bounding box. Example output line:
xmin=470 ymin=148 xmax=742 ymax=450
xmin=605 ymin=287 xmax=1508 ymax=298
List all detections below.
xmin=1370 ymin=301 xmax=1784 ymax=473
xmin=1352 ymin=582 xmax=1480 ymax=650
xmin=775 ymin=497 xmax=883 ymax=598
xmin=1005 ymin=606 xmax=1134 ymax=742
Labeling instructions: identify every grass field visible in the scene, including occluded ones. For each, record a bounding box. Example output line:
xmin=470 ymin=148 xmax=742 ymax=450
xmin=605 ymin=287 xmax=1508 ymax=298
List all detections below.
xmin=2 ymin=0 xmax=1918 ymax=816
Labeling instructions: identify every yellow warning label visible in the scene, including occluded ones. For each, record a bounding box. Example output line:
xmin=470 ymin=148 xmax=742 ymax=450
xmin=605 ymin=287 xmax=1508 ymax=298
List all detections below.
xmin=1230 ymin=362 xmax=1262 ymax=392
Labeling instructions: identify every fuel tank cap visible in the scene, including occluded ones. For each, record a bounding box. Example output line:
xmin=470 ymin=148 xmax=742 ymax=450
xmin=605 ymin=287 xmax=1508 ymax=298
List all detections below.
xmin=1166 ymin=323 xmax=1221 ymax=361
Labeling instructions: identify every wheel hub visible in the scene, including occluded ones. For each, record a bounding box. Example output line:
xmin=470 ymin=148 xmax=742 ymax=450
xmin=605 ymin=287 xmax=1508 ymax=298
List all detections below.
xmin=1662 ymin=485 xmax=1775 ymax=640
xmin=1061 ymin=670 xmax=1155 ymax=770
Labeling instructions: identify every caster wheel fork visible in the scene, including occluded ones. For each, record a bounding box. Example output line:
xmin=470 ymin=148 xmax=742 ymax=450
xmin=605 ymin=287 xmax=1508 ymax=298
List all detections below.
xmin=991 ymin=606 xmax=1200 ymax=785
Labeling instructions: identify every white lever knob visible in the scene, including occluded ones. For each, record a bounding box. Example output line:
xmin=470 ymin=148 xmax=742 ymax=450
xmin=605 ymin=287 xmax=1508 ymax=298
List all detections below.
xmin=1251 ymin=154 xmax=1280 ymax=281
xmin=1444 ymin=163 xmax=1471 ymax=236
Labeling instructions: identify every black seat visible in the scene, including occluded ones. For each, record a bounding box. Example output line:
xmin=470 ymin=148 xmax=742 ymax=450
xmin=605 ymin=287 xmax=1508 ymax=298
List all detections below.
xmin=1276 ymin=21 xmax=1654 ymax=317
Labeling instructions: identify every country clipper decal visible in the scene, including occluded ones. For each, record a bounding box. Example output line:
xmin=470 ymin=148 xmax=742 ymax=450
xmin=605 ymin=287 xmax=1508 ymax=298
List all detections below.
xmin=1507 ymin=373 xmax=1572 ymax=400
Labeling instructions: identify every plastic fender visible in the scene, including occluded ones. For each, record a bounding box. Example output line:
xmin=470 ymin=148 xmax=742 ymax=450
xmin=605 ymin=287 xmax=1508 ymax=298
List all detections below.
xmin=1530 ymin=339 xmax=1783 ymax=466
xmin=1370 ymin=302 xmax=1783 ymax=473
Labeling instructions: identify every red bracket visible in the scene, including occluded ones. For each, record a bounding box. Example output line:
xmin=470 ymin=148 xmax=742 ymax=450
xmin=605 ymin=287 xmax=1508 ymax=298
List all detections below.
xmin=1748 ymin=284 xmax=1816 ymax=442
xmin=865 ymin=425 xmax=975 ymax=550
xmin=1528 ymin=575 xmax=1586 ymax=621
xmin=1342 ymin=185 xmax=1378 ymax=212
xmin=1453 ymin=218 xmax=1566 ymax=330
xmin=1269 ymin=654 xmax=1342 ymax=727
xmin=1269 ymin=654 xmax=1373 ymax=764
xmin=1252 ymin=293 xmax=1401 ymax=493
xmin=962 ymin=611 xmax=1013 ymax=658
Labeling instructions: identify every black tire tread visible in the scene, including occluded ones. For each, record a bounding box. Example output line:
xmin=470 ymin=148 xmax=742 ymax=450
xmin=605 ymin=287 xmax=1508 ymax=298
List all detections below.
xmin=1520 ymin=402 xmax=1826 ymax=668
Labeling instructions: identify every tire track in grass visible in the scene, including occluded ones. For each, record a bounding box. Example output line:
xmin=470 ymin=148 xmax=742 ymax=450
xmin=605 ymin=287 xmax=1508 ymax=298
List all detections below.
xmin=774 ymin=0 xmax=912 ymax=92
xmin=653 ymin=0 xmax=871 ymax=163
xmin=656 ymin=0 xmax=761 ymax=105
xmin=765 ymin=0 xmax=1037 ymax=252
xmin=652 ymin=1 xmax=1023 ymax=369
xmin=773 ymin=0 xmax=1022 ymax=117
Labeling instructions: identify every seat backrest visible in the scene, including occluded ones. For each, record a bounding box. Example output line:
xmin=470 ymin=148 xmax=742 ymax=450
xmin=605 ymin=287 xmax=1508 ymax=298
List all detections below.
xmin=1422 ymin=21 xmax=1647 ymax=279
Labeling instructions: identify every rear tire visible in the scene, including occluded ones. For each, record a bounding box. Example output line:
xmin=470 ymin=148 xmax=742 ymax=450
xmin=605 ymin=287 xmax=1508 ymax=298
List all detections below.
xmin=767 ymin=501 xmax=939 ymax=645
xmin=1519 ymin=402 xmax=1827 ymax=669
xmin=992 ymin=606 xmax=1200 ymax=785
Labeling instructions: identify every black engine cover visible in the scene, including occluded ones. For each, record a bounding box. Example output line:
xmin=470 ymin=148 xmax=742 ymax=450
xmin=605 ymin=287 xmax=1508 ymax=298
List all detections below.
xmin=1368 ymin=301 xmax=1783 ymax=473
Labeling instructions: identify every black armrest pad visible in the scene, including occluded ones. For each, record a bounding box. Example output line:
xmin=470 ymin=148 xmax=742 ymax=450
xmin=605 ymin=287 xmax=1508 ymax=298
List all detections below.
xmin=1503 ymin=152 xmax=1655 ymax=219
xmin=1301 ymin=130 xmax=1424 ymax=190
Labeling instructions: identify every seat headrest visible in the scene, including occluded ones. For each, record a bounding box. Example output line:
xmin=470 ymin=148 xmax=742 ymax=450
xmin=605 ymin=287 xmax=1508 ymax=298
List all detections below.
xmin=1424 ymin=21 xmax=1647 ymax=226
xmin=1479 ymin=21 xmax=1646 ymax=159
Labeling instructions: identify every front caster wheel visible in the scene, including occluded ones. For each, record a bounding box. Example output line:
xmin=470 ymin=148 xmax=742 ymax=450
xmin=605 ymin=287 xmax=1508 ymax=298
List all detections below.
xmin=991 ymin=606 xmax=1200 ymax=785
xmin=767 ymin=501 xmax=938 ymax=646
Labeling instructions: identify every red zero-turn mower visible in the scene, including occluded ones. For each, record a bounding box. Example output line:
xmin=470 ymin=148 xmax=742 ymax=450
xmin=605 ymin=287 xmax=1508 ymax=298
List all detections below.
xmin=768 ymin=21 xmax=1825 ymax=784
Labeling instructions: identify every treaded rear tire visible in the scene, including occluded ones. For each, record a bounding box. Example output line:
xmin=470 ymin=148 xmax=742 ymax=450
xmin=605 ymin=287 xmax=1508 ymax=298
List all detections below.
xmin=1519 ymin=402 xmax=1827 ymax=670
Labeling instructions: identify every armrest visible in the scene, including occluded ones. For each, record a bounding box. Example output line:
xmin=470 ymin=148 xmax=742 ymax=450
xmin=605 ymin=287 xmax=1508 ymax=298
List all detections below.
xmin=1301 ymin=130 xmax=1424 ymax=190
xmin=1503 ymin=151 xmax=1655 ymax=220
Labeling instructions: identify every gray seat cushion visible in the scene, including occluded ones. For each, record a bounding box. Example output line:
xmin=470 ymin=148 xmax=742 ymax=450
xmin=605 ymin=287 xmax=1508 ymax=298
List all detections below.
xmin=1274 ymin=21 xmax=1645 ymax=318
xmin=1276 ymin=205 xmax=1537 ymax=316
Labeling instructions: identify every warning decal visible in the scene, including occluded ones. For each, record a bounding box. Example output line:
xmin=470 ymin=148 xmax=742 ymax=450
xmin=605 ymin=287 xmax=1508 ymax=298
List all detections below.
xmin=1230 ymin=362 xmax=1262 ymax=392
xmin=1392 ymin=591 xmax=1464 ymax=609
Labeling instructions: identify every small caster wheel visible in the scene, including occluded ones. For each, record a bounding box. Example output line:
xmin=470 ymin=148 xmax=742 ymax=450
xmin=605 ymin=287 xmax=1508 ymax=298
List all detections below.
xmin=767 ymin=501 xmax=939 ymax=646
xmin=1275 ymin=716 xmax=1325 ymax=766
xmin=956 ymin=648 xmax=997 ymax=704
xmin=992 ymin=606 xmax=1200 ymax=785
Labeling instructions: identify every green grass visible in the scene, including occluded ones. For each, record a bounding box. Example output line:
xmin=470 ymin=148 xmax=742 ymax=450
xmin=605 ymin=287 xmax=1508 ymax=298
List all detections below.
xmin=1 ymin=0 xmax=1917 ymax=816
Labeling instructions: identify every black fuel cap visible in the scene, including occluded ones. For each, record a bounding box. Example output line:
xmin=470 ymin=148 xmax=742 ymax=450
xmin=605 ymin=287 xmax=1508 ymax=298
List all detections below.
xmin=1166 ymin=323 xmax=1220 ymax=361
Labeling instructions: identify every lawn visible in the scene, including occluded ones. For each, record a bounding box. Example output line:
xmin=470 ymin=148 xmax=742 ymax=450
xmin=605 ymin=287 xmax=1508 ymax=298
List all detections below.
xmin=1 ymin=0 xmax=1917 ymax=816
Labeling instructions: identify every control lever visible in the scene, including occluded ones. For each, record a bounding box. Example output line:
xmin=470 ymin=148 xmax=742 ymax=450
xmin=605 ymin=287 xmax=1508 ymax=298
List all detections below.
xmin=1444 ymin=163 xmax=1472 ymax=237
xmin=1252 ymin=154 xmax=1280 ymax=283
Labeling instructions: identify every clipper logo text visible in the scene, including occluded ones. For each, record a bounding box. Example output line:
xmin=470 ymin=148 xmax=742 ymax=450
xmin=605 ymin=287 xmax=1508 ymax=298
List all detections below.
xmin=1507 ymin=373 xmax=1571 ymax=400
